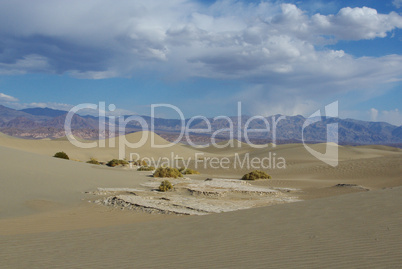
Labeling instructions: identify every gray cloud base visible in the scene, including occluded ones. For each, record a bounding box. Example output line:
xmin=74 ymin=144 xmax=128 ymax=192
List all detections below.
xmin=0 ymin=0 xmax=401 ymax=118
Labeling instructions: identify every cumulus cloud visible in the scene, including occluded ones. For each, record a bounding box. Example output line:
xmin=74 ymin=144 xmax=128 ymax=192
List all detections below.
xmin=393 ymin=0 xmax=402 ymax=8
xmin=3 ymin=101 xmax=73 ymax=111
xmin=0 ymin=0 xmax=401 ymax=118
xmin=0 ymin=93 xmax=19 ymax=102
xmin=0 ymin=54 xmax=50 ymax=75
xmin=27 ymin=102 xmax=73 ymax=111
xmin=0 ymin=1 xmax=401 ymax=78
xmin=371 ymin=108 xmax=402 ymax=126
xmin=311 ymin=6 xmax=402 ymax=40
xmin=370 ymin=108 xmax=379 ymax=121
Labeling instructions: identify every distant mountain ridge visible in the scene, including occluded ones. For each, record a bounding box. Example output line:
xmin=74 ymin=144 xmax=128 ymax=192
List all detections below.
xmin=21 ymin=107 xmax=67 ymax=117
xmin=0 ymin=104 xmax=38 ymax=121
xmin=0 ymin=104 xmax=401 ymax=146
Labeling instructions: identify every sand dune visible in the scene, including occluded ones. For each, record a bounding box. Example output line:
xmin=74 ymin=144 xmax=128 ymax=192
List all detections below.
xmin=247 ymin=142 xmax=401 ymax=163
xmin=0 ymin=134 xmax=401 ymax=268
xmin=0 ymin=131 xmax=199 ymax=162
xmin=0 ymin=146 xmax=147 ymax=218
xmin=1 ymin=131 xmax=399 ymax=164
xmin=190 ymin=138 xmax=256 ymax=156
xmin=1 ymin=184 xmax=401 ymax=268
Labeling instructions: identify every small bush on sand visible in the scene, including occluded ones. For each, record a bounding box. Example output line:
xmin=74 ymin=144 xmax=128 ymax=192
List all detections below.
xmin=158 ymin=180 xmax=173 ymax=192
xmin=153 ymin=167 xmax=183 ymax=178
xmin=86 ymin=158 xmax=100 ymax=165
xmin=133 ymin=159 xmax=148 ymax=166
xmin=106 ymin=159 xmax=129 ymax=167
xmin=181 ymin=168 xmax=200 ymax=175
xmin=241 ymin=170 xmax=271 ymax=180
xmin=53 ymin=151 xmax=69 ymax=160
xmin=137 ymin=166 xmax=155 ymax=171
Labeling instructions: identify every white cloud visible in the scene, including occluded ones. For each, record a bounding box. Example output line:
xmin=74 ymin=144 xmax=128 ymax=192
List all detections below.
xmin=363 ymin=108 xmax=402 ymax=126
xmin=269 ymin=5 xmax=402 ymax=41
xmin=5 ymin=102 xmax=73 ymax=111
xmin=0 ymin=0 xmax=401 ymax=117
xmin=377 ymin=109 xmax=402 ymax=126
xmin=30 ymin=102 xmax=74 ymax=111
xmin=68 ymin=70 xmax=118 ymax=80
xmin=0 ymin=1 xmax=401 ymax=78
xmin=0 ymin=55 xmax=50 ymax=75
xmin=312 ymin=6 xmax=402 ymax=40
xmin=393 ymin=0 xmax=402 ymax=8
xmin=337 ymin=108 xmax=402 ymax=126
xmin=370 ymin=108 xmax=379 ymax=121
xmin=0 ymin=93 xmax=19 ymax=102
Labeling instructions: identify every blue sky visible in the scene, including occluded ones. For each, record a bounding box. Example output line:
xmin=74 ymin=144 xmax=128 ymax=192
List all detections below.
xmin=0 ymin=0 xmax=401 ymax=125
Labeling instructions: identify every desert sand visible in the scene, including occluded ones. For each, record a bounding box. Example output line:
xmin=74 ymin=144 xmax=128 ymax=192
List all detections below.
xmin=0 ymin=132 xmax=401 ymax=268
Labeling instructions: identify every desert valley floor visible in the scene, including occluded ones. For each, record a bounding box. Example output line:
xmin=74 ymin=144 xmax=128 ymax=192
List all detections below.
xmin=0 ymin=131 xmax=401 ymax=268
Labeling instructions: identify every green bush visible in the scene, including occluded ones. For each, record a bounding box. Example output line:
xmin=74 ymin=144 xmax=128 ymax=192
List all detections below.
xmin=53 ymin=151 xmax=69 ymax=160
xmin=106 ymin=159 xmax=129 ymax=167
xmin=181 ymin=168 xmax=200 ymax=175
xmin=153 ymin=167 xmax=183 ymax=178
xmin=158 ymin=180 xmax=173 ymax=192
xmin=241 ymin=170 xmax=271 ymax=180
xmin=86 ymin=158 xmax=100 ymax=165
xmin=137 ymin=166 xmax=155 ymax=171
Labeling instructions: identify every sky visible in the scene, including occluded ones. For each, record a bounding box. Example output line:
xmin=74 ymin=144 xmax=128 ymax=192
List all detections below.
xmin=0 ymin=0 xmax=401 ymax=125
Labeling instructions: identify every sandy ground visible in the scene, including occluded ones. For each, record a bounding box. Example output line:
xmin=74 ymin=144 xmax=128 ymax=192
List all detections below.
xmin=1 ymin=187 xmax=401 ymax=268
xmin=0 ymin=132 xmax=401 ymax=268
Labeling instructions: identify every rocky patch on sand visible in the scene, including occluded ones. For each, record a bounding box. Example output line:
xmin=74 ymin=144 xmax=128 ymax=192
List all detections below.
xmin=92 ymin=178 xmax=300 ymax=215
xmin=333 ymin=183 xmax=370 ymax=191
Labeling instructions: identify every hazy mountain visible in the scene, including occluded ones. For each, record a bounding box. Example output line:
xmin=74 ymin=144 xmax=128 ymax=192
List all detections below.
xmin=4 ymin=117 xmax=40 ymax=129
xmin=0 ymin=104 xmax=401 ymax=146
xmin=0 ymin=105 xmax=35 ymax=121
xmin=21 ymin=107 xmax=68 ymax=118
xmin=0 ymin=106 xmax=98 ymax=130
xmin=35 ymin=113 xmax=98 ymax=129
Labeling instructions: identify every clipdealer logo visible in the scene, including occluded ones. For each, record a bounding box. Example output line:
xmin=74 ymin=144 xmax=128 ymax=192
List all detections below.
xmin=64 ymin=101 xmax=339 ymax=168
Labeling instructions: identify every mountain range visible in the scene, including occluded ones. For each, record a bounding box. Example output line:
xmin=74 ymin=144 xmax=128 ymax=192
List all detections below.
xmin=0 ymin=104 xmax=401 ymax=146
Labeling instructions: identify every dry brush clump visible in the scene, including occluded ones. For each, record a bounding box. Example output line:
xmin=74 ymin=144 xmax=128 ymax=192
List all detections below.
xmin=179 ymin=168 xmax=200 ymax=175
xmin=158 ymin=180 xmax=173 ymax=192
xmin=137 ymin=166 xmax=155 ymax=171
xmin=241 ymin=170 xmax=271 ymax=180
xmin=53 ymin=151 xmax=69 ymax=160
xmin=133 ymin=159 xmax=148 ymax=166
xmin=153 ymin=167 xmax=183 ymax=178
xmin=106 ymin=159 xmax=129 ymax=167
xmin=86 ymin=158 xmax=100 ymax=165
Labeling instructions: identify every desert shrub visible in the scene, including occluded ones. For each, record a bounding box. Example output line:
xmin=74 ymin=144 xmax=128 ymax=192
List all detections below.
xmin=137 ymin=166 xmax=155 ymax=171
xmin=181 ymin=168 xmax=200 ymax=175
xmin=86 ymin=158 xmax=100 ymax=165
xmin=158 ymin=180 xmax=173 ymax=192
xmin=133 ymin=159 xmax=148 ymax=166
xmin=153 ymin=167 xmax=183 ymax=178
xmin=241 ymin=170 xmax=271 ymax=180
xmin=53 ymin=151 xmax=69 ymax=160
xmin=106 ymin=159 xmax=129 ymax=167
xmin=107 ymin=159 xmax=119 ymax=167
